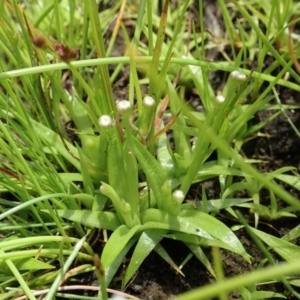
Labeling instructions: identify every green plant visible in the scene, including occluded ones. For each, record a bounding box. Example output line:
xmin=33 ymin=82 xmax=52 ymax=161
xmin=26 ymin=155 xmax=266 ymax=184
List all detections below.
xmin=1 ymin=0 xmax=300 ymax=299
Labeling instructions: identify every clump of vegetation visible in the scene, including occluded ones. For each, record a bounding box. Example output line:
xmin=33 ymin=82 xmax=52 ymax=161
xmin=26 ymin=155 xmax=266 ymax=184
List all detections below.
xmin=1 ymin=1 xmax=300 ymax=299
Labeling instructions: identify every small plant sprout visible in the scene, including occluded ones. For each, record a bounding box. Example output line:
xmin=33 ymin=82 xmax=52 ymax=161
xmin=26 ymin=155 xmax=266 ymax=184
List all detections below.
xmin=98 ymin=115 xmax=113 ymax=128
xmin=172 ymin=189 xmax=185 ymax=203
xmin=116 ymin=99 xmax=132 ymax=117
xmin=143 ymin=95 xmax=155 ymax=108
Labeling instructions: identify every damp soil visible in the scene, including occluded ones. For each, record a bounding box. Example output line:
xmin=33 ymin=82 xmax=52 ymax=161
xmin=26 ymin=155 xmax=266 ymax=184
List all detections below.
xmin=81 ymin=2 xmax=300 ymax=299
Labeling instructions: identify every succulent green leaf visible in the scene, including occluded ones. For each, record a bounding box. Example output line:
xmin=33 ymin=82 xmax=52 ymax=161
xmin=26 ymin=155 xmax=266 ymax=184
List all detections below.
xmin=165 ymin=232 xmax=243 ymax=255
xmin=55 ymin=210 xmax=121 ymax=231
xmin=101 ymin=225 xmax=141 ymax=285
xmin=104 ymin=238 xmax=136 ymax=287
xmin=142 ymin=209 xmax=213 ymax=239
xmin=122 ymin=229 xmax=166 ymax=288
xmin=179 ymin=210 xmax=251 ymax=262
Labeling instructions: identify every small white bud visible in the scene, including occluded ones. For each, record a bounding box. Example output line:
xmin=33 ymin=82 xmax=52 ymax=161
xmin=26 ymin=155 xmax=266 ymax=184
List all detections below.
xmin=98 ymin=115 xmax=112 ymax=128
xmin=172 ymin=190 xmax=185 ymax=202
xmin=216 ymin=94 xmax=225 ymax=103
xmin=116 ymin=100 xmax=132 ymax=115
xmin=143 ymin=95 xmax=155 ymax=108
xmin=191 ymin=137 xmax=197 ymax=151
xmin=231 ymin=70 xmax=246 ymax=82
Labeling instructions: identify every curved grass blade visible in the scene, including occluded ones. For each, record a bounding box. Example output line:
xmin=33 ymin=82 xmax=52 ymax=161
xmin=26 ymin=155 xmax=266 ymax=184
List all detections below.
xmin=1 ymin=249 xmax=36 ymax=300
xmin=154 ymin=242 xmax=184 ymax=276
xmin=31 ymin=119 xmax=80 ymax=170
xmin=185 ymin=243 xmax=216 ymax=278
xmin=44 ymin=236 xmax=86 ymax=300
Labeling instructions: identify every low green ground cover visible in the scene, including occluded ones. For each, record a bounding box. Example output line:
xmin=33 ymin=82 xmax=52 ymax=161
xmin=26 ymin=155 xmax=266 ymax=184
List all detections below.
xmin=1 ymin=0 xmax=300 ymax=299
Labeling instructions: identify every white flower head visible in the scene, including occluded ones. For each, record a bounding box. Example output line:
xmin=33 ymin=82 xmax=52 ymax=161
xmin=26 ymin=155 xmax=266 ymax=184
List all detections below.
xmin=216 ymin=94 xmax=225 ymax=103
xmin=116 ymin=99 xmax=132 ymax=115
xmin=172 ymin=190 xmax=185 ymax=202
xmin=231 ymin=70 xmax=247 ymax=82
xmin=143 ymin=95 xmax=155 ymax=108
xmin=98 ymin=115 xmax=112 ymax=128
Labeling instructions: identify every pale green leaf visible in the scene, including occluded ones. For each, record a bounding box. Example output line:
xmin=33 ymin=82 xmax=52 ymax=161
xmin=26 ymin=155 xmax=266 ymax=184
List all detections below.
xmin=1 ymin=258 xmax=54 ymax=274
xmin=156 ymin=125 xmax=175 ymax=176
xmin=289 ymin=278 xmax=300 ymax=287
xmin=251 ymin=227 xmax=300 ymax=261
xmin=180 ymin=210 xmax=251 ymax=262
xmin=55 ymin=210 xmax=121 ymax=231
xmin=101 ymin=225 xmax=141 ymax=282
xmin=165 ymin=232 xmax=244 ymax=258
xmin=181 ymin=198 xmax=252 ymax=212
xmin=105 ymin=238 xmax=136 ymax=287
xmin=274 ymin=174 xmax=300 ymax=191
xmin=250 ymin=291 xmax=286 ymax=299
xmin=141 ymin=209 xmax=213 ymax=239
xmin=31 ymin=119 xmax=80 ymax=169
xmin=282 ymin=224 xmax=300 ymax=242
xmin=170 ymin=164 xmax=246 ymax=188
